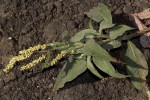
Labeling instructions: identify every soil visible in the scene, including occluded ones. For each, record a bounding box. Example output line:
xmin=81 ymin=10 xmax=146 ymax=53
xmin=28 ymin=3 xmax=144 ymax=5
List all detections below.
xmin=0 ymin=0 xmax=150 ymax=100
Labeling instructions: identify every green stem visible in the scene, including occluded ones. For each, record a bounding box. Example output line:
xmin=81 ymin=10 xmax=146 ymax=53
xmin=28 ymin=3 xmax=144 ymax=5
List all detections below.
xmin=123 ymin=27 xmax=150 ymax=40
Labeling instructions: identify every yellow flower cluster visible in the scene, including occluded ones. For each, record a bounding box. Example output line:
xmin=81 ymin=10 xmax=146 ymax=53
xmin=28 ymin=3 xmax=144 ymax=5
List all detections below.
xmin=20 ymin=55 xmax=46 ymax=71
xmin=50 ymin=51 xmax=66 ymax=66
xmin=19 ymin=44 xmax=46 ymax=55
xmin=3 ymin=44 xmax=47 ymax=73
xmin=3 ymin=52 xmax=33 ymax=73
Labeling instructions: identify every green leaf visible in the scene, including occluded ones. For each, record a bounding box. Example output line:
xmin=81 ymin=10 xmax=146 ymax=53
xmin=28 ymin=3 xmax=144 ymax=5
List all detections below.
xmin=85 ymin=3 xmax=112 ymax=23
xmin=99 ymin=20 xmax=115 ymax=34
xmin=109 ymin=25 xmax=134 ymax=40
xmin=54 ymin=59 xmax=87 ymax=90
xmin=101 ymin=40 xmax=122 ymax=50
xmin=85 ymin=34 xmax=94 ymax=39
xmin=98 ymin=3 xmax=112 ymax=23
xmin=87 ymin=56 xmax=103 ymax=78
xmin=93 ymin=57 xmax=127 ymax=78
xmin=81 ymin=39 xmax=117 ymax=62
xmin=70 ymin=29 xmax=98 ymax=42
xmin=125 ymin=41 xmax=148 ymax=95
xmin=85 ymin=7 xmax=103 ymax=22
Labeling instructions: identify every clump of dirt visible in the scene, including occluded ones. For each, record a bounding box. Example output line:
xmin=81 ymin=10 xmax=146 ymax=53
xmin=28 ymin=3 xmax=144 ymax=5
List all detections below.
xmin=0 ymin=0 xmax=150 ymax=100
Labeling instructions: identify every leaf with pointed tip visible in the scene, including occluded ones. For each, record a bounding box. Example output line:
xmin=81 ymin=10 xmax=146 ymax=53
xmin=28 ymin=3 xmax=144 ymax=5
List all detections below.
xmin=70 ymin=29 xmax=98 ymax=42
xmin=99 ymin=20 xmax=115 ymax=34
xmin=125 ymin=41 xmax=148 ymax=95
xmin=85 ymin=3 xmax=112 ymax=23
xmin=81 ymin=39 xmax=117 ymax=62
xmin=93 ymin=57 xmax=127 ymax=78
xmin=85 ymin=8 xmax=103 ymax=22
xmin=54 ymin=59 xmax=87 ymax=90
xmin=97 ymin=3 xmax=112 ymax=23
xmin=101 ymin=40 xmax=122 ymax=50
xmin=109 ymin=25 xmax=134 ymax=40
xmin=87 ymin=56 xmax=103 ymax=78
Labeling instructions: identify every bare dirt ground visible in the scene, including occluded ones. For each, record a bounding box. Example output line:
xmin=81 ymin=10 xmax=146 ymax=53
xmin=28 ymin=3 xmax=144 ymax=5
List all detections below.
xmin=0 ymin=0 xmax=150 ymax=100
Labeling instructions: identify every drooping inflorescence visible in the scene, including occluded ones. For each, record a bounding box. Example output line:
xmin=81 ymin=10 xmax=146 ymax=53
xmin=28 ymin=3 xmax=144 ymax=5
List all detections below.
xmin=3 ymin=52 xmax=33 ymax=73
xmin=19 ymin=44 xmax=46 ymax=55
xmin=20 ymin=55 xmax=46 ymax=71
xmin=3 ymin=43 xmax=76 ymax=73
xmin=50 ymin=51 xmax=67 ymax=66
xmin=3 ymin=44 xmax=47 ymax=73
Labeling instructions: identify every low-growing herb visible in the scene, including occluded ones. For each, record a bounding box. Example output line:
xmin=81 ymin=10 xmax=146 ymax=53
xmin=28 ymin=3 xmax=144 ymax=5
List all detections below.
xmin=3 ymin=3 xmax=149 ymax=96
